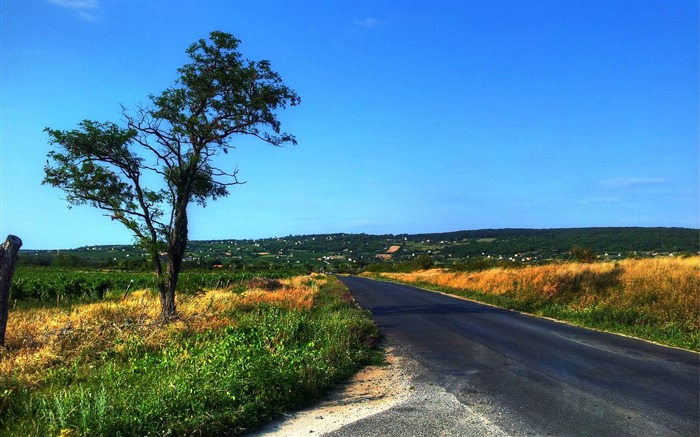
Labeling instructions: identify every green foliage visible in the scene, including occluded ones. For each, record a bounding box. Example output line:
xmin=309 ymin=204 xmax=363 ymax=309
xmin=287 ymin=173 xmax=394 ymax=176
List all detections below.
xmin=9 ymin=269 xmax=130 ymax=302
xmin=411 ymin=254 xmax=434 ymax=270
xmin=436 ymin=227 xmax=698 ymax=259
xmin=1 ymin=277 xmax=378 ymax=436
xmin=449 ymin=257 xmax=522 ymax=272
xmin=19 ymin=227 xmax=698 ymax=274
xmin=8 ymin=268 xmax=291 ymax=303
xmin=42 ymin=31 xmax=300 ymax=318
xmin=362 ymin=255 xmax=433 ymax=273
xmin=569 ymin=246 xmax=597 ymax=263
xmin=43 ymin=31 xmax=300 ymax=248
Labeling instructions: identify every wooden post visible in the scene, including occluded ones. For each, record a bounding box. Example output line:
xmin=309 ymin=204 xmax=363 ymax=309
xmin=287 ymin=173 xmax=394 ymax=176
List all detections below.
xmin=0 ymin=235 xmax=22 ymax=347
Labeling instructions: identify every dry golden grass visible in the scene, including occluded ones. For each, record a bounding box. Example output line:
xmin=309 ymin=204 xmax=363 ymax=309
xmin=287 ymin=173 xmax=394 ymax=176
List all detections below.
xmin=382 ymin=262 xmax=617 ymax=297
xmin=380 ymin=257 xmax=700 ymax=331
xmin=0 ymin=275 xmax=323 ymax=387
xmin=611 ymin=257 xmax=700 ymax=325
xmin=237 ymin=275 xmax=317 ymax=311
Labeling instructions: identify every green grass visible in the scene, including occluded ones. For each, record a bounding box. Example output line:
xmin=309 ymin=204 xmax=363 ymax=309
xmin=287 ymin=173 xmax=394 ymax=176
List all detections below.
xmin=1 ymin=277 xmax=379 ymax=436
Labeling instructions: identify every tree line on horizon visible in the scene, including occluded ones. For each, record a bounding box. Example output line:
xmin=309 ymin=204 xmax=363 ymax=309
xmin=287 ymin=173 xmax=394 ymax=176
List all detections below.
xmin=18 ymin=227 xmax=698 ymax=272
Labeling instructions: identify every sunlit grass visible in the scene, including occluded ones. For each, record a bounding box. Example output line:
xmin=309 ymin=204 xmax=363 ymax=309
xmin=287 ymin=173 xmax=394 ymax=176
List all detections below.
xmin=372 ymin=257 xmax=700 ymax=350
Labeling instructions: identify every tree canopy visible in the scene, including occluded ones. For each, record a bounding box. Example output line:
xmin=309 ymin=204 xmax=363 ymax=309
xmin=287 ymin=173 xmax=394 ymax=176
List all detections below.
xmin=44 ymin=31 xmax=300 ymax=318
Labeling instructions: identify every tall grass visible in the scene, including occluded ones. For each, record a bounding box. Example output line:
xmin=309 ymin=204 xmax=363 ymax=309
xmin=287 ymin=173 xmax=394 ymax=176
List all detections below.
xmin=373 ymin=257 xmax=699 ymax=350
xmin=0 ymin=274 xmax=379 ymax=436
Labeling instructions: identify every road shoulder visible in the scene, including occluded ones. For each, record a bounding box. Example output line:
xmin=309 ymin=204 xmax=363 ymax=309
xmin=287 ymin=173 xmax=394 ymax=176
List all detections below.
xmin=250 ymin=344 xmax=510 ymax=437
xmin=249 ymin=347 xmax=413 ymax=436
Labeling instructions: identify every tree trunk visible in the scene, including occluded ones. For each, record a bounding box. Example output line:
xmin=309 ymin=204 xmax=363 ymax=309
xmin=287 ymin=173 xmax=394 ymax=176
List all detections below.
xmin=159 ymin=278 xmax=176 ymax=320
xmin=159 ymin=252 xmax=177 ymax=319
xmin=0 ymin=235 xmax=22 ymax=347
xmin=160 ymin=201 xmax=189 ymax=320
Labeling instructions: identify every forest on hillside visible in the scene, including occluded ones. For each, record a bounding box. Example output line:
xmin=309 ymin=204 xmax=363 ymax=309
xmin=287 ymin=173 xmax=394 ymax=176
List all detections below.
xmin=18 ymin=227 xmax=698 ymax=273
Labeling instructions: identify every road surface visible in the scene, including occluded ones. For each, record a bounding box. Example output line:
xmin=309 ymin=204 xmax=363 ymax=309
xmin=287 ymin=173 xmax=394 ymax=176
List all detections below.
xmin=335 ymin=276 xmax=699 ymax=436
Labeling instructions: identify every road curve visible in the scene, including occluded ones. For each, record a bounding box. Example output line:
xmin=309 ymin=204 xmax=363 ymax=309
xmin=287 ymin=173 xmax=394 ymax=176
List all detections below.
xmin=337 ymin=276 xmax=699 ymax=437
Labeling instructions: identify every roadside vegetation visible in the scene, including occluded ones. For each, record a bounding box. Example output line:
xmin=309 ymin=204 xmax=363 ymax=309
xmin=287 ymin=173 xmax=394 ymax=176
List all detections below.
xmin=366 ymin=256 xmax=700 ymax=351
xmin=0 ymin=274 xmax=379 ymax=436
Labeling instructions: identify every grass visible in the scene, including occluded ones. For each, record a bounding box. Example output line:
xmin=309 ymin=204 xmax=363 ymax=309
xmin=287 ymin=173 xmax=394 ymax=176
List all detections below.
xmin=367 ymin=257 xmax=700 ymax=351
xmin=0 ymin=274 xmax=379 ymax=436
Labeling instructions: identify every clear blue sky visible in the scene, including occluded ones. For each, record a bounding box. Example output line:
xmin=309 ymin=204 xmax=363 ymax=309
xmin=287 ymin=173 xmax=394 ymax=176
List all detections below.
xmin=1 ymin=0 xmax=698 ymax=250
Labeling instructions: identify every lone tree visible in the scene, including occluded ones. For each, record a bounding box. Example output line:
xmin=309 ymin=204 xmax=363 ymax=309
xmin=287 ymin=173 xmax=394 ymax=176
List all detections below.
xmin=43 ymin=31 xmax=300 ymax=320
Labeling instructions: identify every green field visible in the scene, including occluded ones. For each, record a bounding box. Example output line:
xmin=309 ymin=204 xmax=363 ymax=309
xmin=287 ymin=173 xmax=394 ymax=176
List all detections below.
xmin=9 ymin=268 xmax=288 ymax=304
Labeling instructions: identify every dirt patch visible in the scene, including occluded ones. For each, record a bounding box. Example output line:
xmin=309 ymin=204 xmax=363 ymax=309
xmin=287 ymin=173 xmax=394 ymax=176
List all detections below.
xmin=386 ymin=246 xmax=401 ymax=254
xmin=251 ymin=349 xmax=412 ymax=436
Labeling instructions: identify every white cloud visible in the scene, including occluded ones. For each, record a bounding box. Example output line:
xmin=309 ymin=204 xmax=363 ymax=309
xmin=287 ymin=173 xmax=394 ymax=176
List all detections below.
xmin=48 ymin=0 xmax=99 ymax=20
xmin=599 ymin=177 xmax=667 ymax=188
xmin=48 ymin=0 xmax=98 ymax=9
xmin=577 ymin=197 xmax=621 ymax=205
xmin=354 ymin=17 xmax=381 ymax=29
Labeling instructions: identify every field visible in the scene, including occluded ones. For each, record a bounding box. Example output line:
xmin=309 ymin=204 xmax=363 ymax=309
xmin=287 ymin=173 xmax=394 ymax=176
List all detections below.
xmin=370 ymin=256 xmax=700 ymax=351
xmin=8 ymin=268 xmax=286 ymax=303
xmin=0 ymin=274 xmax=379 ymax=436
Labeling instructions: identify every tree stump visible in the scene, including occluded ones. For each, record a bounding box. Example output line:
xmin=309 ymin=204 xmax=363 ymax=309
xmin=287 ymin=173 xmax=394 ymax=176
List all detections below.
xmin=0 ymin=235 xmax=22 ymax=347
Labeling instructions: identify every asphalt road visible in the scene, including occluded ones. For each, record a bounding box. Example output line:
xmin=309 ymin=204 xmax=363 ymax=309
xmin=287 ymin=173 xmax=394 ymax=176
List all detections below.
xmin=335 ymin=276 xmax=700 ymax=437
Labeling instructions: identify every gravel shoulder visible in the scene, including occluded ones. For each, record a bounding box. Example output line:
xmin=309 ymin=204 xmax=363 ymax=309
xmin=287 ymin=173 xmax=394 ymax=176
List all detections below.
xmin=250 ymin=346 xmax=509 ymax=437
xmin=249 ymin=347 xmax=413 ymax=436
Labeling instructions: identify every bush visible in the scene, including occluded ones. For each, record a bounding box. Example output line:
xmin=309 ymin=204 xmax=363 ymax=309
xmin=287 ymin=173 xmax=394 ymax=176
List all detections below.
xmin=570 ymin=246 xmax=597 ymax=263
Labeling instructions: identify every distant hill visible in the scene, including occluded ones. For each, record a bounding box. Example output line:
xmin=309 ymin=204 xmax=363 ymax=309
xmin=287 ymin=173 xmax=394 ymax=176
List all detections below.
xmin=20 ymin=227 xmax=699 ymax=272
xmin=409 ymin=227 xmax=699 ymax=258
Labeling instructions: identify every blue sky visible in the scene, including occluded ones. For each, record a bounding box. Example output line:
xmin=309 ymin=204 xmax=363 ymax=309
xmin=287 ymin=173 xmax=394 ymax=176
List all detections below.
xmin=1 ymin=0 xmax=698 ymax=250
